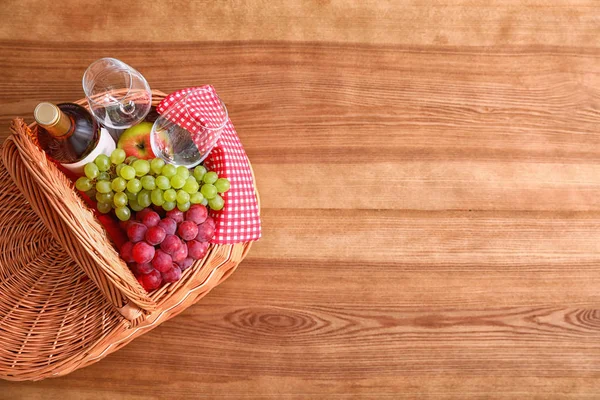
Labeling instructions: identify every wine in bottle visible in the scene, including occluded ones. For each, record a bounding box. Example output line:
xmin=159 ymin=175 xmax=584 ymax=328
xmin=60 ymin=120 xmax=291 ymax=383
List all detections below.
xmin=34 ymin=102 xmax=115 ymax=173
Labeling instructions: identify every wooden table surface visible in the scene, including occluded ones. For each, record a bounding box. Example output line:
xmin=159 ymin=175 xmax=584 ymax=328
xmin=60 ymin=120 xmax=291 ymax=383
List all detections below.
xmin=2 ymin=1 xmax=600 ymax=398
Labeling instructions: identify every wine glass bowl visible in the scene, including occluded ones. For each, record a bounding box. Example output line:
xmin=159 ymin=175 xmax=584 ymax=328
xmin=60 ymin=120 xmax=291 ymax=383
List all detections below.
xmin=82 ymin=58 xmax=152 ymax=129
xmin=150 ymin=88 xmax=228 ymax=168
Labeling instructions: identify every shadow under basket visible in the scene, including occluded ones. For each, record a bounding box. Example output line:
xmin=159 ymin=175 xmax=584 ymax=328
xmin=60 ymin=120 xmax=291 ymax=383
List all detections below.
xmin=0 ymin=90 xmax=257 ymax=381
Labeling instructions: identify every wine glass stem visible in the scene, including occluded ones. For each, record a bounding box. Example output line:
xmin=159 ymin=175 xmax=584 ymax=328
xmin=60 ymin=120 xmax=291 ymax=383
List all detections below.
xmin=119 ymin=100 xmax=136 ymax=115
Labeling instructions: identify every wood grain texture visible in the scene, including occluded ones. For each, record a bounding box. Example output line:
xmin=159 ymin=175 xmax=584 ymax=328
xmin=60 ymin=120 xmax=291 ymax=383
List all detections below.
xmin=2 ymin=0 xmax=600 ymax=398
xmin=1 ymin=0 xmax=599 ymax=46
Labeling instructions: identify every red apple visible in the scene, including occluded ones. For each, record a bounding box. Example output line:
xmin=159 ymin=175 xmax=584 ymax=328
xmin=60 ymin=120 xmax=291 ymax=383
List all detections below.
xmin=117 ymin=122 xmax=155 ymax=159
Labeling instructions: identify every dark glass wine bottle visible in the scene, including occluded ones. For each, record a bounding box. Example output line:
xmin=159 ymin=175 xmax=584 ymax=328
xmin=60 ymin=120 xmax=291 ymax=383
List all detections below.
xmin=34 ymin=102 xmax=101 ymax=164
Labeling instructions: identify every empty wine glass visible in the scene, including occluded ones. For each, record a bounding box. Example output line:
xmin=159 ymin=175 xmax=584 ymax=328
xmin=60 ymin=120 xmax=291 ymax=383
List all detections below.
xmin=150 ymin=88 xmax=228 ymax=168
xmin=82 ymin=57 xmax=152 ymax=129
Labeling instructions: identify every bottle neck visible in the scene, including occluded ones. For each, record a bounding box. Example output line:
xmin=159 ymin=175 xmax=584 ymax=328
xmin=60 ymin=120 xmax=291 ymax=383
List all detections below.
xmin=34 ymin=103 xmax=73 ymax=138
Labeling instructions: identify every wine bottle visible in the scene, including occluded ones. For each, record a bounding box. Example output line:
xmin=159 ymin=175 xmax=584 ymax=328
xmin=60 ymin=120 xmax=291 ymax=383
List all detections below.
xmin=34 ymin=102 xmax=115 ymax=173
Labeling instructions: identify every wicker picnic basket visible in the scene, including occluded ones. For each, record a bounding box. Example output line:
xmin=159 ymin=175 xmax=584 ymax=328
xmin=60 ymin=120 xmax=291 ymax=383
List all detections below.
xmin=0 ymin=90 xmax=257 ymax=381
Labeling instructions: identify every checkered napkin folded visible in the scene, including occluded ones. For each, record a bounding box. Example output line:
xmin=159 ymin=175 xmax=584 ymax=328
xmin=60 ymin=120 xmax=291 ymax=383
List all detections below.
xmin=156 ymin=86 xmax=261 ymax=244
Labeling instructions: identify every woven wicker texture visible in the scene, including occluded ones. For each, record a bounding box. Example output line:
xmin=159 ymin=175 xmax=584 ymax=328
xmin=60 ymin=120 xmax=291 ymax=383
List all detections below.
xmin=0 ymin=91 xmax=256 ymax=381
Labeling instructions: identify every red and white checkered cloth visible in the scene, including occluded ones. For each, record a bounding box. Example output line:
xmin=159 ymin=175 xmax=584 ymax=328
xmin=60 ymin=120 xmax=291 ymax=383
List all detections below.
xmin=157 ymin=86 xmax=261 ymax=244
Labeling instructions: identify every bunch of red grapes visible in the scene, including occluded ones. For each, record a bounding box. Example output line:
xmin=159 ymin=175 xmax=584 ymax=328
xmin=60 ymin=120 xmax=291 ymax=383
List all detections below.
xmin=119 ymin=204 xmax=215 ymax=291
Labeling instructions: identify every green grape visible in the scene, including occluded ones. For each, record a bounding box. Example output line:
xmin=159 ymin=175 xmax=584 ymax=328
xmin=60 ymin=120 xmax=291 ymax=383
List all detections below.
xmin=202 ymin=171 xmax=218 ymax=184
xmin=85 ymin=188 xmax=97 ymax=199
xmin=150 ymin=158 xmax=165 ymax=175
xmin=98 ymin=171 xmax=111 ymax=181
xmin=137 ymin=190 xmax=152 ymax=208
xmin=115 ymin=206 xmax=131 ymax=221
xmin=115 ymin=163 xmax=125 ymax=177
xmin=177 ymin=201 xmax=191 ymax=212
xmin=162 ymin=201 xmax=176 ymax=211
xmin=84 ymin=163 xmax=99 ymax=180
xmin=127 ymin=178 xmax=142 ymax=193
xmin=97 ymin=202 xmax=112 ymax=214
xmin=163 ymin=189 xmax=177 ymax=202
xmin=120 ymin=165 xmax=136 ymax=180
xmin=182 ymin=176 xmax=199 ymax=194
xmin=162 ymin=164 xmax=177 ymax=178
xmin=94 ymin=154 xmax=111 ymax=172
xmin=176 ymin=166 xmax=190 ymax=179
xmin=170 ymin=175 xmax=185 ymax=189
xmin=193 ymin=165 xmax=207 ymax=182
xmin=200 ymin=183 xmax=217 ymax=199
xmin=190 ymin=192 xmax=204 ymax=204
xmin=140 ymin=175 xmax=156 ymax=190
xmin=96 ymin=191 xmax=114 ymax=204
xmin=176 ymin=190 xmax=190 ymax=204
xmin=96 ymin=180 xmax=112 ymax=194
xmin=201 ymin=198 xmax=208 ymax=206
xmin=113 ymin=192 xmax=128 ymax=208
xmin=132 ymin=159 xmax=150 ymax=177
xmin=125 ymin=190 xmax=137 ymax=202
xmin=156 ymin=175 xmax=171 ymax=190
xmin=125 ymin=156 xmax=138 ymax=165
xmin=110 ymin=148 xmax=126 ymax=165
xmin=75 ymin=177 xmax=93 ymax=191
xmin=129 ymin=198 xmax=144 ymax=212
xmin=151 ymin=189 xmax=165 ymax=206
xmin=208 ymin=194 xmax=224 ymax=211
xmin=214 ymin=178 xmax=231 ymax=193
xmin=111 ymin=177 xmax=127 ymax=192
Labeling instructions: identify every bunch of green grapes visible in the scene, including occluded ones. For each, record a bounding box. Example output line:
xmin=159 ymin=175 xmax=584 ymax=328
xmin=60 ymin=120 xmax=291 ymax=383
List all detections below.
xmin=74 ymin=148 xmax=230 ymax=221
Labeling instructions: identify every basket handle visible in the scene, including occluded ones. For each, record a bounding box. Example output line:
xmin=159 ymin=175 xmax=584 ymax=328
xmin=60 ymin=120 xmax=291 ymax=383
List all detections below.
xmin=3 ymin=119 xmax=156 ymax=319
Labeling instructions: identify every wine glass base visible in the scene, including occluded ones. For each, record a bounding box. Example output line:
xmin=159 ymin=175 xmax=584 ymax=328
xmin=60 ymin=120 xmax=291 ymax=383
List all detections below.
xmin=150 ymin=127 xmax=207 ymax=168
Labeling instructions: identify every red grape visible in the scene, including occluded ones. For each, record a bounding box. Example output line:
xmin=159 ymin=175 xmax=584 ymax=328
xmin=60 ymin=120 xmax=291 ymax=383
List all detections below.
xmin=152 ymin=205 xmax=166 ymax=217
xmin=185 ymin=204 xmax=208 ymax=225
xmin=176 ymin=257 xmax=194 ymax=271
xmin=136 ymin=208 xmax=152 ymax=222
xmin=157 ymin=218 xmax=177 ymax=236
xmin=136 ymin=262 xmax=154 ymax=275
xmin=187 ymin=240 xmax=209 ymax=260
xmin=172 ymin=243 xmax=188 ymax=263
xmin=140 ymin=269 xmax=162 ymax=291
xmin=161 ymin=265 xmax=182 ymax=283
xmin=145 ymin=226 xmax=166 ymax=245
xmin=160 ymin=234 xmax=182 ymax=255
xmin=127 ymin=262 xmax=139 ymax=275
xmin=152 ymin=249 xmax=173 ymax=273
xmin=132 ymin=241 xmax=155 ymax=264
xmin=120 ymin=241 xmax=135 ymax=263
xmin=142 ymin=211 xmax=161 ymax=228
xmin=127 ymin=222 xmax=148 ymax=243
xmin=195 ymin=217 xmax=215 ymax=242
xmin=177 ymin=221 xmax=198 ymax=241
xmin=166 ymin=209 xmax=184 ymax=224
xmin=119 ymin=219 xmax=134 ymax=231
